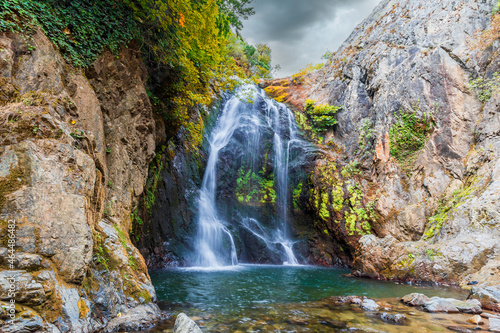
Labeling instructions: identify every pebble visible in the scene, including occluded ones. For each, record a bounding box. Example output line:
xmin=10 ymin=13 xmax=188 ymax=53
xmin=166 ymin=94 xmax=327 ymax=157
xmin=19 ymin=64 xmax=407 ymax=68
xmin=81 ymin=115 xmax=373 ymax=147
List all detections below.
xmin=468 ymin=315 xmax=484 ymax=325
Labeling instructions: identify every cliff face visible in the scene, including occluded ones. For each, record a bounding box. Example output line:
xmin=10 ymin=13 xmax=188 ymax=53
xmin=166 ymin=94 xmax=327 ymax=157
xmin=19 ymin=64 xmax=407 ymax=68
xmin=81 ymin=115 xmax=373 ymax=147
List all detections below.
xmin=266 ymin=0 xmax=500 ymax=308
xmin=0 ymin=29 xmax=162 ymax=332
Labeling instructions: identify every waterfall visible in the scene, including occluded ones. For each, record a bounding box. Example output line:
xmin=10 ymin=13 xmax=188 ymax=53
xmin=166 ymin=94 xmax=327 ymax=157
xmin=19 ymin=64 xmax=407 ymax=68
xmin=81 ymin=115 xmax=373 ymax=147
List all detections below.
xmin=193 ymin=85 xmax=309 ymax=267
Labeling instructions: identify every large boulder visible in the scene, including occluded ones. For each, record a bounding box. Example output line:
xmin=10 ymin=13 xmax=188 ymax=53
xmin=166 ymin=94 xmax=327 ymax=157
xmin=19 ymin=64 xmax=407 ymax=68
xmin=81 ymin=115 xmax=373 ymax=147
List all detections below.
xmin=469 ymin=285 xmax=500 ymax=312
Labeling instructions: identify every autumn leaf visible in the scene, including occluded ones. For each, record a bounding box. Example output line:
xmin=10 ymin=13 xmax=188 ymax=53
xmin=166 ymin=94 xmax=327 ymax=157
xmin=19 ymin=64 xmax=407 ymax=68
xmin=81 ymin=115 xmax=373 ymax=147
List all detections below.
xmin=179 ymin=13 xmax=185 ymax=27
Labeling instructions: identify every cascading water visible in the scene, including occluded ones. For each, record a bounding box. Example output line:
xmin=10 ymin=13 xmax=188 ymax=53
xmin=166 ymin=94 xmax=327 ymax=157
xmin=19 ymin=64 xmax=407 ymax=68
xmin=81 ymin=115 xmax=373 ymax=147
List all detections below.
xmin=193 ymin=85 xmax=312 ymax=267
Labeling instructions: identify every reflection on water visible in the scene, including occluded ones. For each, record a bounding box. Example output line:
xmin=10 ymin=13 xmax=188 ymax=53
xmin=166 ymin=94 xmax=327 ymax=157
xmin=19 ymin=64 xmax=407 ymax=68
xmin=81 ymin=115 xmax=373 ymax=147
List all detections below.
xmin=148 ymin=265 xmax=477 ymax=332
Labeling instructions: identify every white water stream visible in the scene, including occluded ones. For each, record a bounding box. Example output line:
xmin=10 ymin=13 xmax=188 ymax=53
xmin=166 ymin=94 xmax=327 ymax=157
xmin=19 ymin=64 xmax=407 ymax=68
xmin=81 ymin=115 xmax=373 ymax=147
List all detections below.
xmin=194 ymin=85 xmax=308 ymax=267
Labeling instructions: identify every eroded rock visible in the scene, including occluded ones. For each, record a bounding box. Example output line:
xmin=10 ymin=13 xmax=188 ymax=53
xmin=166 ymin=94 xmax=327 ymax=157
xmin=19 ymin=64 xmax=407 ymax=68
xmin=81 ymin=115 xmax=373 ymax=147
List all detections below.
xmin=401 ymin=293 xmax=430 ymax=306
xmin=380 ymin=312 xmax=406 ymax=325
xmin=173 ymin=313 xmax=203 ymax=333
xmin=361 ymin=299 xmax=380 ymax=311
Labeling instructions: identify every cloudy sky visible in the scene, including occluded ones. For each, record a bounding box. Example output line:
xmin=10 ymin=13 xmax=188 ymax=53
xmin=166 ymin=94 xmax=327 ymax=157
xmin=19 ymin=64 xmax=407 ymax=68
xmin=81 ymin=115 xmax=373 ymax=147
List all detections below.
xmin=240 ymin=0 xmax=381 ymax=77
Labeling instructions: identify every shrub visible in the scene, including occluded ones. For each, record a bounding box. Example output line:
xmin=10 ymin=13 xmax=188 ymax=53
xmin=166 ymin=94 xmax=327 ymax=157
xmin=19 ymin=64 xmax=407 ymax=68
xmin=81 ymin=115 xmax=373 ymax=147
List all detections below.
xmin=468 ymin=72 xmax=500 ymax=102
xmin=304 ymin=99 xmax=341 ymax=131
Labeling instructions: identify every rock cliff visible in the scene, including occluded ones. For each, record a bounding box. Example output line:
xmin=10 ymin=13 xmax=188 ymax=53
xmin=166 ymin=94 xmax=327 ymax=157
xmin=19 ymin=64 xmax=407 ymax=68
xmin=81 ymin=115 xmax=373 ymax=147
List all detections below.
xmin=264 ymin=0 xmax=500 ymax=308
xmin=0 ymin=29 xmax=162 ymax=332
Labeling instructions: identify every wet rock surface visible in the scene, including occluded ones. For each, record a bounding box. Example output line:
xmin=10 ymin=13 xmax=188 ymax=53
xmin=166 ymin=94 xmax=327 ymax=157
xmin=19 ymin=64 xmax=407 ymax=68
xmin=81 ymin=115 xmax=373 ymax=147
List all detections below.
xmin=173 ymin=313 xmax=203 ymax=333
xmin=380 ymin=312 xmax=406 ymax=325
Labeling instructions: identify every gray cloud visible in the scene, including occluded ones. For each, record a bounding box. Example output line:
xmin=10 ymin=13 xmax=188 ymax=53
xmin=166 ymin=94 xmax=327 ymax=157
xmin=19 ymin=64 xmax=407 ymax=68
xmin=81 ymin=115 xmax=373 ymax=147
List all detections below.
xmin=240 ymin=0 xmax=381 ymax=77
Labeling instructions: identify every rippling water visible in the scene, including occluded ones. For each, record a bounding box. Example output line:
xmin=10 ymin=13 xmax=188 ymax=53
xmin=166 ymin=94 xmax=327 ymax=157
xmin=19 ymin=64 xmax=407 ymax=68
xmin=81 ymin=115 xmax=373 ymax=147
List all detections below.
xmin=149 ymin=265 xmax=472 ymax=332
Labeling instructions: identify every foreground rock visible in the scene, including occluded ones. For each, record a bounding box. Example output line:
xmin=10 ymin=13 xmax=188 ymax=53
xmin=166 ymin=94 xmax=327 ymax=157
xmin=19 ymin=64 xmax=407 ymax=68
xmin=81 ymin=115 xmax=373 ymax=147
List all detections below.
xmin=361 ymin=299 xmax=380 ymax=311
xmin=469 ymin=285 xmax=500 ymax=312
xmin=468 ymin=315 xmax=484 ymax=325
xmin=0 ymin=29 xmax=160 ymax=331
xmin=490 ymin=318 xmax=500 ymax=333
xmin=402 ymin=294 xmax=482 ymax=314
xmin=173 ymin=313 xmax=203 ymax=333
xmin=401 ymin=293 xmax=430 ymax=307
xmin=104 ymin=304 xmax=162 ymax=332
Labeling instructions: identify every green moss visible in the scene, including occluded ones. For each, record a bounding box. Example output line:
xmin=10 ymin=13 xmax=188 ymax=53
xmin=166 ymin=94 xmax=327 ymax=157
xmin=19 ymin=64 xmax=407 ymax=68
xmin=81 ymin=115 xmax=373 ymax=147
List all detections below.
xmin=319 ymin=191 xmax=330 ymax=220
xmin=292 ymin=181 xmax=303 ymax=210
xmin=423 ymin=183 xmax=474 ymax=241
xmin=331 ymin=185 xmax=344 ymax=212
xmin=235 ymin=166 xmax=276 ymax=205
xmin=341 ymin=161 xmax=360 ymax=178
xmin=0 ymin=163 xmax=26 ymax=212
xmin=389 ymin=104 xmax=434 ymax=172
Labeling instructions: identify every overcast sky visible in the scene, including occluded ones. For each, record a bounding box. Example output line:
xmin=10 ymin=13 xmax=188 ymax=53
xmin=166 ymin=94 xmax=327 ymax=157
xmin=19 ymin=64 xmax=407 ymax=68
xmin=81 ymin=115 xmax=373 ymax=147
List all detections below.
xmin=240 ymin=0 xmax=381 ymax=78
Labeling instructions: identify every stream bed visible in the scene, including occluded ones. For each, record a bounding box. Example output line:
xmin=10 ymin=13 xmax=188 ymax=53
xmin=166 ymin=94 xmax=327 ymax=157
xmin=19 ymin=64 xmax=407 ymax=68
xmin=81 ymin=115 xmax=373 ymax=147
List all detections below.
xmin=146 ymin=265 xmax=487 ymax=332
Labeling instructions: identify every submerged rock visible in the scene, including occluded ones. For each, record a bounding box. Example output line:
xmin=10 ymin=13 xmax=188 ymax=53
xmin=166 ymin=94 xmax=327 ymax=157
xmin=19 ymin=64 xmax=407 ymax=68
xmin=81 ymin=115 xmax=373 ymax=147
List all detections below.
xmin=361 ymin=299 xmax=380 ymax=311
xmin=380 ymin=312 xmax=406 ymax=325
xmin=173 ymin=313 xmax=203 ymax=333
xmin=401 ymin=293 xmax=430 ymax=307
xmin=446 ymin=326 xmax=474 ymax=333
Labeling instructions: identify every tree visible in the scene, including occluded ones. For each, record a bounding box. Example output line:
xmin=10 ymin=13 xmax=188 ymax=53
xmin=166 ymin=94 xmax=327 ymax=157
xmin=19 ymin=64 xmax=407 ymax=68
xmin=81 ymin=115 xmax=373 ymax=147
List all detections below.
xmin=217 ymin=0 xmax=254 ymax=35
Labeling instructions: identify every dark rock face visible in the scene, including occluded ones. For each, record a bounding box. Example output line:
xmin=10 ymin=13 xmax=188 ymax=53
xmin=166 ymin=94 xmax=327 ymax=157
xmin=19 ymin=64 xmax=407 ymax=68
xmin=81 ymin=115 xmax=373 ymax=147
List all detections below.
xmin=136 ymin=129 xmax=206 ymax=267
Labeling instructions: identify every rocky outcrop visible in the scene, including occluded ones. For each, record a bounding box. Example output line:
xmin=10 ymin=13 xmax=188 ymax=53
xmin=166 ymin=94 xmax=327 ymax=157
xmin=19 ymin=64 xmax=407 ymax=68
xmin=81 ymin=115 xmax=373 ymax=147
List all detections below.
xmin=0 ymin=29 xmax=161 ymax=331
xmin=265 ymin=0 xmax=500 ymax=292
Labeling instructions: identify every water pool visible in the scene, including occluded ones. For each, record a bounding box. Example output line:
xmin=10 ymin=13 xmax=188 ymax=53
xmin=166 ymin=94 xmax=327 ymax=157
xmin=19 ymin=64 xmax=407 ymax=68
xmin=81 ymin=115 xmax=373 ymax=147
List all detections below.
xmin=148 ymin=265 xmax=473 ymax=332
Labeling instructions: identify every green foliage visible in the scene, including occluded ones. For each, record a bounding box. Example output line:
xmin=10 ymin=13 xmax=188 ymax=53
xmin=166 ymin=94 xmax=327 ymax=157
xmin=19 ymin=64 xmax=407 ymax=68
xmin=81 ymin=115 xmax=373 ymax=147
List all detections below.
xmin=319 ymin=191 xmax=330 ymax=220
xmin=145 ymin=150 xmax=165 ymax=214
xmin=311 ymin=162 xmax=376 ymax=237
xmin=128 ymin=0 xmax=245 ymax=144
xmin=217 ymin=0 xmax=254 ymax=35
xmin=331 ymin=185 xmax=344 ymax=212
xmin=292 ymin=181 xmax=303 ymax=210
xmin=389 ymin=105 xmax=434 ymax=170
xmin=468 ymin=72 xmax=500 ymax=102
xmin=94 ymin=233 xmax=109 ymax=271
xmin=357 ymin=119 xmax=374 ymax=155
xmin=321 ymin=50 xmax=333 ymax=62
xmin=235 ymin=167 xmax=276 ymax=204
xmin=227 ymin=35 xmax=274 ymax=79
xmin=493 ymin=0 xmax=500 ymax=15
xmin=425 ymin=249 xmax=436 ymax=260
xmin=0 ymin=0 xmax=138 ymax=68
xmin=114 ymin=224 xmax=137 ymax=268
xmin=341 ymin=161 xmax=361 ymax=178
xmin=304 ymin=99 xmax=342 ymax=132
xmin=292 ymin=63 xmax=324 ymax=82
xmin=423 ymin=184 xmax=474 ymax=241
